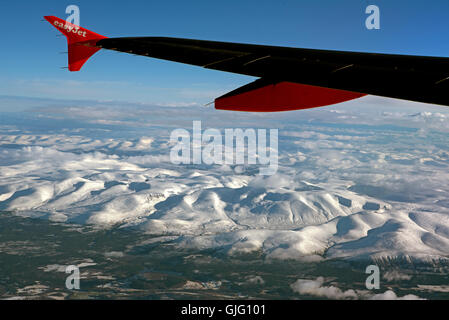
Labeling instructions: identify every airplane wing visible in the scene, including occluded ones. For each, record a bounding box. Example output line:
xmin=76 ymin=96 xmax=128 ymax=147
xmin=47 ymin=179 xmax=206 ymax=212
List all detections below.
xmin=44 ymin=16 xmax=449 ymax=112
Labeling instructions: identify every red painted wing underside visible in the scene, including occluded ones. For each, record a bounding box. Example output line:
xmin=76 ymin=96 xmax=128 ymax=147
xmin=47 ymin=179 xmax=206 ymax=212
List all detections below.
xmin=215 ymin=81 xmax=366 ymax=112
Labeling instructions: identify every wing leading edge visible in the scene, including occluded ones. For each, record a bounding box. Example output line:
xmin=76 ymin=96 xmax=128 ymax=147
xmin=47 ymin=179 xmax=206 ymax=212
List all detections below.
xmin=45 ymin=16 xmax=449 ymax=111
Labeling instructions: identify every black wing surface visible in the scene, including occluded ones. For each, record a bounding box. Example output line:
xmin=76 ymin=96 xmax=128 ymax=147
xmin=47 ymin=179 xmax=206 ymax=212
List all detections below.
xmin=97 ymin=37 xmax=449 ymax=106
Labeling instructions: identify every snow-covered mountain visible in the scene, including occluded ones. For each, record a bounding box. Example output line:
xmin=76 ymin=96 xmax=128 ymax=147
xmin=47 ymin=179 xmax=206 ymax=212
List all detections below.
xmin=1 ymin=95 xmax=449 ymax=265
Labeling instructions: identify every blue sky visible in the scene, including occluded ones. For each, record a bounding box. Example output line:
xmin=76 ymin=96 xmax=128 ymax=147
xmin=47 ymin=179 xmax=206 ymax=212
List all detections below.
xmin=0 ymin=0 xmax=448 ymax=105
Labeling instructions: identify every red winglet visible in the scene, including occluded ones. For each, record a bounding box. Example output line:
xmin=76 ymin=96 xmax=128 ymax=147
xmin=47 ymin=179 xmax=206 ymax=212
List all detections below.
xmin=44 ymin=16 xmax=107 ymax=71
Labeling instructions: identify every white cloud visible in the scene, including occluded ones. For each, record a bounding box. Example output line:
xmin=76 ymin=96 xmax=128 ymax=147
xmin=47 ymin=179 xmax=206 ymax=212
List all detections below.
xmin=383 ymin=270 xmax=412 ymax=282
xmin=291 ymin=278 xmax=424 ymax=300
xmin=290 ymin=277 xmax=358 ymax=299
xmin=368 ymin=290 xmax=424 ymax=300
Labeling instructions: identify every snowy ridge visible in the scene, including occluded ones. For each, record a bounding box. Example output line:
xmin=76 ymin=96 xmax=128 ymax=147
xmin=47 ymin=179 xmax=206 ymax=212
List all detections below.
xmin=1 ymin=96 xmax=449 ymax=264
xmin=1 ymin=133 xmax=449 ymax=264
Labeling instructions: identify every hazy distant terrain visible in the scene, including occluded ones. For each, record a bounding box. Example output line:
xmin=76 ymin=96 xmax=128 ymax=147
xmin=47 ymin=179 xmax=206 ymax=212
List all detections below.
xmin=1 ymin=95 xmax=449 ymax=299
